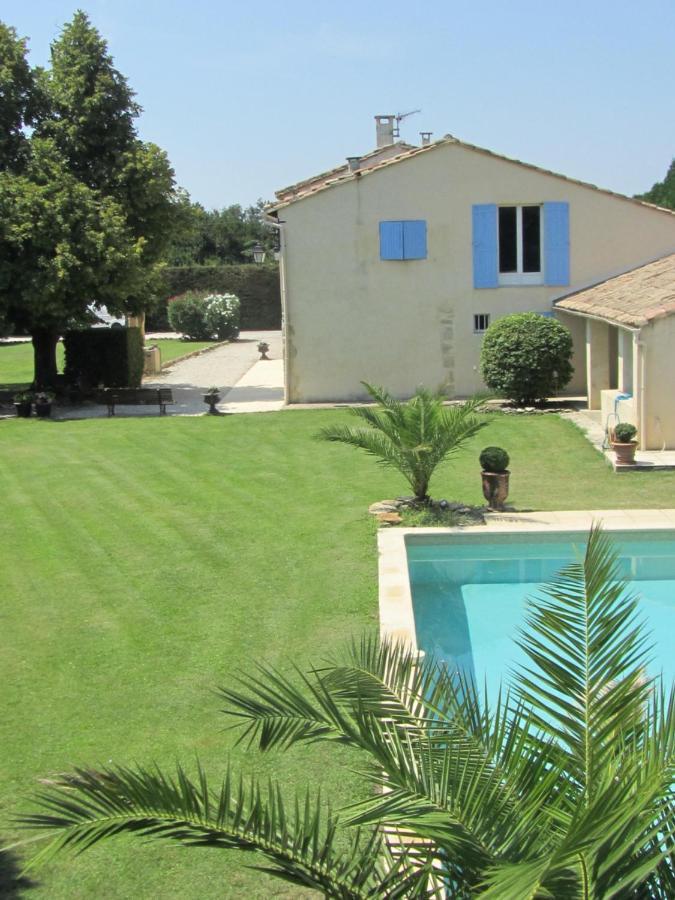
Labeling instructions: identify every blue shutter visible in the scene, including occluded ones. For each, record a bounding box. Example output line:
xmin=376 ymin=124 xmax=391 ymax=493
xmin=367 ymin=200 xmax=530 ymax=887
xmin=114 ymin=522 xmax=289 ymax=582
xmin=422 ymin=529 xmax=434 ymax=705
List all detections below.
xmin=379 ymin=221 xmax=404 ymax=260
xmin=472 ymin=204 xmax=498 ymax=288
xmin=402 ymin=220 xmax=427 ymax=259
xmin=544 ymin=201 xmax=570 ymax=286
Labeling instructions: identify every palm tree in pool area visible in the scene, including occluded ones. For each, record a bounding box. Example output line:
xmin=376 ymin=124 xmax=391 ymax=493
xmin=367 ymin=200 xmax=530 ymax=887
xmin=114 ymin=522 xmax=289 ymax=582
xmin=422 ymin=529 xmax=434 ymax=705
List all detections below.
xmin=17 ymin=528 xmax=675 ymax=897
xmin=317 ymin=382 xmax=487 ymax=502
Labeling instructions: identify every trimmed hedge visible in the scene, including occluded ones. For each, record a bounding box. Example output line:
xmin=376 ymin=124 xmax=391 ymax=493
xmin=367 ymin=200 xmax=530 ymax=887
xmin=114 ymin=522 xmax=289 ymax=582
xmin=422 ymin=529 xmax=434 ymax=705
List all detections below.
xmin=148 ymin=264 xmax=280 ymax=331
xmin=64 ymin=327 xmax=144 ymax=388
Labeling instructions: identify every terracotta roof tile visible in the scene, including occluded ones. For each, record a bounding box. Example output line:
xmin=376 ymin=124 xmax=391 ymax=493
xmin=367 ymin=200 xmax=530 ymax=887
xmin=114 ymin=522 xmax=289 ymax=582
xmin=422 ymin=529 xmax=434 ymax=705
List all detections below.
xmin=555 ymin=253 xmax=675 ymax=328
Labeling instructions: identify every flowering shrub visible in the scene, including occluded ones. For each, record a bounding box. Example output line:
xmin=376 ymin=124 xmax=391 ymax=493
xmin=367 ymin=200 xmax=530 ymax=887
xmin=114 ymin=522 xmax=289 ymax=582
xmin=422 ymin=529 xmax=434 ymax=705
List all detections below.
xmin=168 ymin=291 xmax=240 ymax=341
xmin=204 ymin=293 xmax=240 ymax=340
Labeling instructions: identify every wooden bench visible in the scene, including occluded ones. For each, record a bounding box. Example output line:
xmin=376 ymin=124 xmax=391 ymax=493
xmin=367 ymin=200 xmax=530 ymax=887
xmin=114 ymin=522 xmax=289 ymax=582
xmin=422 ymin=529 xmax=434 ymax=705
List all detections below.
xmin=98 ymin=387 xmax=174 ymax=416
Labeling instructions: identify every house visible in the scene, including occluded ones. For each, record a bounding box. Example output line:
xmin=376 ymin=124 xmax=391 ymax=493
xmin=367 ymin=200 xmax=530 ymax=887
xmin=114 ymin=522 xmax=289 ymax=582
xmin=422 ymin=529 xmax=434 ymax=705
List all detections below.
xmin=555 ymin=253 xmax=675 ymax=449
xmin=268 ymin=117 xmax=675 ymax=437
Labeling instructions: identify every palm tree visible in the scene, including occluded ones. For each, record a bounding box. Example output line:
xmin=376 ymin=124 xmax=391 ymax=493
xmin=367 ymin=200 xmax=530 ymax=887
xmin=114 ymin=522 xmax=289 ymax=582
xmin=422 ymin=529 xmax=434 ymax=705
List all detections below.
xmin=317 ymin=383 xmax=487 ymax=502
xmin=15 ymin=528 xmax=675 ymax=896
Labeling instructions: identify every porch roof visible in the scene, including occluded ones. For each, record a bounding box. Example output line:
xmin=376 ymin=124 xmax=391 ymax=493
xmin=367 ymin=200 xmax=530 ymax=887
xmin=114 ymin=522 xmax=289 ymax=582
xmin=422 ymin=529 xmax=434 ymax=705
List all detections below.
xmin=555 ymin=253 xmax=675 ymax=328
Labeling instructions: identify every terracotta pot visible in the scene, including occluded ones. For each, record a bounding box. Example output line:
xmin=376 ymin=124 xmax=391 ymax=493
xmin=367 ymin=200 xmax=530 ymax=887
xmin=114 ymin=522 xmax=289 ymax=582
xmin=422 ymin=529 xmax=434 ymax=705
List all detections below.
xmin=612 ymin=441 xmax=637 ymax=465
xmin=481 ymin=471 xmax=510 ymax=510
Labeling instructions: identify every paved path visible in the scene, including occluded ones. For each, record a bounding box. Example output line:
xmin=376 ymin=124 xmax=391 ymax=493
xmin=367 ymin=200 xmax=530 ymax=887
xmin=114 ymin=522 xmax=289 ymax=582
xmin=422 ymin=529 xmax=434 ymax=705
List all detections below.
xmin=149 ymin=330 xmax=284 ymax=415
xmin=47 ymin=330 xmax=284 ymax=419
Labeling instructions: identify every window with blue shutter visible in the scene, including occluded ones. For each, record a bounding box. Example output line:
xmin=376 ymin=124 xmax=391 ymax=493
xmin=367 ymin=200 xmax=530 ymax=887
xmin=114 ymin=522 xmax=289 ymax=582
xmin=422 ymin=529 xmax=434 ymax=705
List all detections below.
xmin=472 ymin=204 xmax=498 ymax=288
xmin=379 ymin=220 xmax=427 ymax=260
xmin=543 ymin=201 xmax=570 ymax=286
xmin=402 ymin=220 xmax=427 ymax=259
xmin=379 ymin=221 xmax=404 ymax=259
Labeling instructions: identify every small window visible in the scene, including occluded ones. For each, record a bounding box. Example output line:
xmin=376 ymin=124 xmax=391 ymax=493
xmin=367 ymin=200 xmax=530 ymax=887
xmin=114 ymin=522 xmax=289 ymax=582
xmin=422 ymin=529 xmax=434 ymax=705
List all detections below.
xmin=474 ymin=313 xmax=490 ymax=333
xmin=498 ymin=205 xmax=542 ymax=285
xmin=379 ymin=220 xmax=427 ymax=260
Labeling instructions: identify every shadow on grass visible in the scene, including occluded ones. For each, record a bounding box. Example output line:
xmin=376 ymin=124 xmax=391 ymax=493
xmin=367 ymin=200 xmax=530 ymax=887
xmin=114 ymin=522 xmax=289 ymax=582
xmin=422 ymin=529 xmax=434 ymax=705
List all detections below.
xmin=0 ymin=842 xmax=39 ymax=897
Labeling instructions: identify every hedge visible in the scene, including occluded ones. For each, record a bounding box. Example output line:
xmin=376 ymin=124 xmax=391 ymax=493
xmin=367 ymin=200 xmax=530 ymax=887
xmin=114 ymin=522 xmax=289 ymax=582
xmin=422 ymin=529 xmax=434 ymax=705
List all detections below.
xmin=64 ymin=327 xmax=144 ymax=388
xmin=147 ymin=264 xmax=281 ymax=331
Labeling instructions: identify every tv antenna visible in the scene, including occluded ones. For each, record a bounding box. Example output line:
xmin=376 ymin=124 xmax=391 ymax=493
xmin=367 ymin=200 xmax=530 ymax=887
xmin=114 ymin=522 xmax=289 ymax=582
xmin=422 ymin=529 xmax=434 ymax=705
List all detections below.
xmin=393 ymin=109 xmax=421 ymax=137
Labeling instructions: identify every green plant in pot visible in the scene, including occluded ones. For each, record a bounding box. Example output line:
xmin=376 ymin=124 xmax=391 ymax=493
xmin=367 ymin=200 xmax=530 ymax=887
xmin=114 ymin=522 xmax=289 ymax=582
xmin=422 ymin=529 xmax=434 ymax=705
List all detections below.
xmin=203 ymin=386 xmax=221 ymax=415
xmin=13 ymin=391 xmax=33 ymax=418
xmin=611 ymin=422 xmax=638 ymax=465
xmin=480 ymin=446 xmax=510 ymax=510
xmin=34 ymin=391 xmax=55 ymax=418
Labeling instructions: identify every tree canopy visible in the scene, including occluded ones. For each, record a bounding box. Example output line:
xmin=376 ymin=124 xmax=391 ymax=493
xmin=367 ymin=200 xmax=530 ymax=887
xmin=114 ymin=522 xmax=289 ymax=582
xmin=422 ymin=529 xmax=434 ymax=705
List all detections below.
xmin=637 ymin=158 xmax=675 ymax=211
xmin=0 ymin=12 xmax=182 ymax=385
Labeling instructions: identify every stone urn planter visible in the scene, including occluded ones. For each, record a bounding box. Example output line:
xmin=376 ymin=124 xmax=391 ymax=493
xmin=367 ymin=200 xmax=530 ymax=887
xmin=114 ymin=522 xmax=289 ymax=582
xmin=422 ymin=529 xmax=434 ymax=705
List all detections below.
xmin=203 ymin=388 xmax=221 ymax=415
xmin=611 ymin=423 xmax=638 ymax=466
xmin=479 ymin=446 xmax=510 ymax=511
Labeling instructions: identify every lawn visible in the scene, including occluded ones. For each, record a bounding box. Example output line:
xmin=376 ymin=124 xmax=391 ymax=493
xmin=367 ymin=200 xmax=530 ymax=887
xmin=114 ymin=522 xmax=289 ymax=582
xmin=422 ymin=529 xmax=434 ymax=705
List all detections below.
xmin=0 ymin=338 xmax=217 ymax=387
xmin=2 ymin=411 xmax=675 ymax=898
xmin=151 ymin=338 xmax=219 ymax=366
xmin=0 ymin=342 xmax=65 ymax=388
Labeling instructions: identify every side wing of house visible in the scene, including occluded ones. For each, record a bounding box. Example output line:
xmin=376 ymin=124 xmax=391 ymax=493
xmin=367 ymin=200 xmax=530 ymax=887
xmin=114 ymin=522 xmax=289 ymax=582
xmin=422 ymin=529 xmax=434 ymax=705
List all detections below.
xmin=279 ymin=143 xmax=675 ymax=403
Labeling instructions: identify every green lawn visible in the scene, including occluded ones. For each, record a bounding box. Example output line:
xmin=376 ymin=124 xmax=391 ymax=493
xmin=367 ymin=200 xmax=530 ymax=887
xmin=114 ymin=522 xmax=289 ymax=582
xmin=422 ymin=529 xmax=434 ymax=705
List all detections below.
xmin=152 ymin=338 xmax=218 ymax=366
xmin=1 ymin=411 xmax=675 ymax=898
xmin=0 ymin=338 xmax=216 ymax=386
xmin=0 ymin=342 xmax=65 ymax=388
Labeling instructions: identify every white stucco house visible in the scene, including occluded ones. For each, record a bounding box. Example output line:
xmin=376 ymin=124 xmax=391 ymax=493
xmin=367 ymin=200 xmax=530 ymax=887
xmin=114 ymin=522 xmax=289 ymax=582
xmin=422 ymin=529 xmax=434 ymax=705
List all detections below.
xmin=268 ymin=118 xmax=675 ymax=447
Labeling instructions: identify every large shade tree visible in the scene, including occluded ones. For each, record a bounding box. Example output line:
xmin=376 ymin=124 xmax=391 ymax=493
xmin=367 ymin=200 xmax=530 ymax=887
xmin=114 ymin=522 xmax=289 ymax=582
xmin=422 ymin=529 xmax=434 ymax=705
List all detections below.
xmin=17 ymin=528 xmax=675 ymax=896
xmin=0 ymin=12 xmax=182 ymax=386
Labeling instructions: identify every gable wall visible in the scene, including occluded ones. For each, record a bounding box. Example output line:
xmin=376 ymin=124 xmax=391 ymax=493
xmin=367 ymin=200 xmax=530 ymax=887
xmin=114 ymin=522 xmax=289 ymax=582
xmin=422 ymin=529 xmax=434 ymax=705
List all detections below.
xmin=281 ymin=143 xmax=675 ymax=402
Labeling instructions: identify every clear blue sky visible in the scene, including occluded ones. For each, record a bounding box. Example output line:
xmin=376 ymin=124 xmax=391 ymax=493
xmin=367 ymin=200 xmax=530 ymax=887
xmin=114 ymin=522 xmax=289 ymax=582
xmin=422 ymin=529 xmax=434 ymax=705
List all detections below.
xmin=4 ymin=0 xmax=674 ymax=209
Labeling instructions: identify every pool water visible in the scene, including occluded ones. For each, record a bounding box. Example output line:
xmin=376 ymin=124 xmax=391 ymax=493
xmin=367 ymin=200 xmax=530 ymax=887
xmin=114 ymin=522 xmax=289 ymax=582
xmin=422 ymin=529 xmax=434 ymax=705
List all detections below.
xmin=408 ymin=531 xmax=675 ymax=701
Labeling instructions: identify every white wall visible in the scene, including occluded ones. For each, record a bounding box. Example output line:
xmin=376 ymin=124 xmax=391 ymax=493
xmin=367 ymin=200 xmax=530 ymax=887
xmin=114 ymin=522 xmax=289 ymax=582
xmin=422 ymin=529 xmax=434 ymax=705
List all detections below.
xmin=281 ymin=142 xmax=675 ymax=402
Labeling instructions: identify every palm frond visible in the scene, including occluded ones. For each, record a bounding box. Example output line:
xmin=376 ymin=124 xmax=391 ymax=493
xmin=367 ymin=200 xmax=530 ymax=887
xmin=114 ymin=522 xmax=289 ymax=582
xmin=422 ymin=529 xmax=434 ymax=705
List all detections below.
xmin=515 ymin=524 xmax=653 ymax=791
xmin=18 ymin=763 xmax=422 ymax=899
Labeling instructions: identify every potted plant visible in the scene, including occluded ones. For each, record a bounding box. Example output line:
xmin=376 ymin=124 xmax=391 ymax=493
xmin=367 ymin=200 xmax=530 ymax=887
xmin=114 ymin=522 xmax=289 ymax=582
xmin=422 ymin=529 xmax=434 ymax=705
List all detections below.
xmin=13 ymin=391 xmax=33 ymax=418
xmin=611 ymin=422 xmax=638 ymax=465
xmin=257 ymin=341 xmax=270 ymax=360
xmin=203 ymin=386 xmax=221 ymax=415
xmin=34 ymin=391 xmax=55 ymax=418
xmin=480 ymin=446 xmax=510 ymax=511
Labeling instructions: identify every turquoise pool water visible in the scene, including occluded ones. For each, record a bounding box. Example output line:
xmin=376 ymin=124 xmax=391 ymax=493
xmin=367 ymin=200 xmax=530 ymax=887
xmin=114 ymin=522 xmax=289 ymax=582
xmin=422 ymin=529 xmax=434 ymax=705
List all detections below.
xmin=408 ymin=531 xmax=675 ymax=699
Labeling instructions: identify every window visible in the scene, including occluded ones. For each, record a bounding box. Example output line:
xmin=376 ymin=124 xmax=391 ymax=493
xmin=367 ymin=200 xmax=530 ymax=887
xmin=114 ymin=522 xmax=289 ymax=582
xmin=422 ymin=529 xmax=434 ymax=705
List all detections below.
xmin=473 ymin=313 xmax=490 ymax=333
xmin=498 ymin=205 xmax=542 ymax=285
xmin=379 ymin=220 xmax=427 ymax=260
xmin=472 ymin=202 xmax=570 ymax=289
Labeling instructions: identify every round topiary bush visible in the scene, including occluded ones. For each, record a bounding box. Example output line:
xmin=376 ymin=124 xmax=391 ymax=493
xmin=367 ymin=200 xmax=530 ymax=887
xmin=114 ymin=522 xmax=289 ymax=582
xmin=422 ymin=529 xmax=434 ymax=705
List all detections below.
xmin=480 ymin=313 xmax=573 ymax=406
xmin=479 ymin=446 xmax=510 ymax=473
xmin=167 ymin=291 xmax=212 ymax=340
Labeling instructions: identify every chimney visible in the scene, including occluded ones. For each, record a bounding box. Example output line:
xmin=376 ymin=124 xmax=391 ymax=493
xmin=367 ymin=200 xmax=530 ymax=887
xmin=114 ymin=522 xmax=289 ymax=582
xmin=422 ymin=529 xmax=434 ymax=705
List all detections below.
xmin=346 ymin=156 xmax=361 ymax=173
xmin=375 ymin=115 xmax=395 ymax=148
xmin=420 ymin=132 xmax=432 ymax=146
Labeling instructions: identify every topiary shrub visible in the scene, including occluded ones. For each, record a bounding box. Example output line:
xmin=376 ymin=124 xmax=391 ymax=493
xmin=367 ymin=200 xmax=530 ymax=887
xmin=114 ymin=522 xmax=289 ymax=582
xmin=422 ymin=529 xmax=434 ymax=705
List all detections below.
xmin=64 ymin=327 xmax=143 ymax=388
xmin=479 ymin=446 xmax=510 ymax=473
xmin=613 ymin=422 xmax=637 ymax=443
xmin=167 ymin=292 xmax=212 ymax=340
xmin=480 ymin=313 xmax=573 ymax=406
xmin=204 ymin=293 xmax=240 ymax=340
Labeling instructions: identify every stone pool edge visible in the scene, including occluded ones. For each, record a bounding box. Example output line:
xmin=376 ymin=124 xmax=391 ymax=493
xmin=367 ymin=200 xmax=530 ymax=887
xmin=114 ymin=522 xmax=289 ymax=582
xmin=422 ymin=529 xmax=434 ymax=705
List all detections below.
xmin=377 ymin=509 xmax=675 ymax=652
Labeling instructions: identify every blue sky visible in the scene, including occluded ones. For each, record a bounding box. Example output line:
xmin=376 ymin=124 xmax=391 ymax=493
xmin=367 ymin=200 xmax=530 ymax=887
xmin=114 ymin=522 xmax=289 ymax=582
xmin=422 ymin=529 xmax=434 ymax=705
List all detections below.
xmin=4 ymin=0 xmax=675 ymax=209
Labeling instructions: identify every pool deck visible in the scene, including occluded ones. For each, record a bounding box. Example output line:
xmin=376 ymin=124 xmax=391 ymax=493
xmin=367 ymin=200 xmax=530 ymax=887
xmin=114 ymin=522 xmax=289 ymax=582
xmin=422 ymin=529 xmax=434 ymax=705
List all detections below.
xmin=378 ymin=510 xmax=675 ymax=651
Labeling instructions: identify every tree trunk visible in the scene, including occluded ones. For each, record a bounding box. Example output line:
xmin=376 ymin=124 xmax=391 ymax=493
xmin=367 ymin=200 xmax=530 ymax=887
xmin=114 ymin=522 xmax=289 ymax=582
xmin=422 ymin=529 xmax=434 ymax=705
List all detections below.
xmin=32 ymin=328 xmax=59 ymax=388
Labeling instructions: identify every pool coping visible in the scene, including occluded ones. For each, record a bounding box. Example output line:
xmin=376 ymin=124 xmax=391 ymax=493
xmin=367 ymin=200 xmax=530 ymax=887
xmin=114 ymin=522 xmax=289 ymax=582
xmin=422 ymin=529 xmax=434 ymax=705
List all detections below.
xmin=378 ymin=509 xmax=675 ymax=652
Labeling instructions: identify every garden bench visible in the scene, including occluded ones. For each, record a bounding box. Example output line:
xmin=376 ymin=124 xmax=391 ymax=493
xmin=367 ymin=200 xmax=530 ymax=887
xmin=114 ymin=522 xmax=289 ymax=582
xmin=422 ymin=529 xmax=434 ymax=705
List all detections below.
xmin=98 ymin=387 xmax=173 ymax=416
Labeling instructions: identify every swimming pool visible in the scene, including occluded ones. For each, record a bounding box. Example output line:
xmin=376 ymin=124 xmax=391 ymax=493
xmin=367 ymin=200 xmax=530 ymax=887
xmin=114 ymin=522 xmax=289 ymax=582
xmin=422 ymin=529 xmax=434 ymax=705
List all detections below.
xmin=406 ymin=528 xmax=675 ymax=701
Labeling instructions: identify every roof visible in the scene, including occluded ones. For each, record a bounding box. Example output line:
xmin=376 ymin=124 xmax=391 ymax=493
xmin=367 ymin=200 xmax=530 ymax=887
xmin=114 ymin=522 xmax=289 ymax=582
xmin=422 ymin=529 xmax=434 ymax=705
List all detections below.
xmin=267 ymin=134 xmax=675 ymax=218
xmin=555 ymin=253 xmax=675 ymax=328
xmin=274 ymin=142 xmax=415 ymax=203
